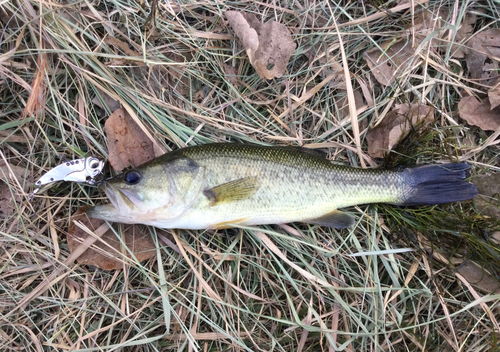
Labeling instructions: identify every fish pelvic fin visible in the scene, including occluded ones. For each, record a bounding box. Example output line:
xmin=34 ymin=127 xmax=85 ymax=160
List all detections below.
xmin=204 ymin=177 xmax=259 ymax=206
xmin=210 ymin=218 xmax=250 ymax=229
xmin=306 ymin=210 xmax=355 ymax=228
xmin=399 ymin=163 xmax=478 ymax=206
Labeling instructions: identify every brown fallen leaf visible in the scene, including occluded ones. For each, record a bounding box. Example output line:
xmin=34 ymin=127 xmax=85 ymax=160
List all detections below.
xmin=193 ymin=86 xmax=210 ymax=104
xmin=337 ymin=90 xmax=365 ymax=120
xmin=164 ymin=50 xmax=192 ymax=98
xmin=105 ymin=36 xmax=144 ymax=66
xmin=410 ymin=7 xmax=450 ymax=37
xmin=472 ymin=173 xmax=500 ymax=220
xmin=104 ymin=108 xmax=157 ymax=172
xmin=450 ymin=12 xmax=479 ymax=59
xmin=305 ymin=46 xmax=346 ymax=90
xmin=0 ymin=182 xmax=18 ymax=216
xmin=488 ymin=81 xmax=500 ymax=110
xmin=457 ymin=261 xmax=500 ymax=294
xmin=363 ymin=40 xmax=415 ymax=86
xmin=465 ymin=29 xmax=500 ymax=84
xmin=223 ymin=63 xmax=241 ymax=86
xmin=67 ymin=206 xmax=157 ymax=270
xmin=410 ymin=7 xmax=479 ymax=59
xmin=364 ymin=7 xmax=484 ymax=86
xmin=421 ymin=228 xmax=500 ymax=294
xmin=491 ymin=232 xmax=500 ymax=245
xmin=325 ymin=61 xmax=346 ymax=90
xmin=225 ymin=11 xmax=296 ymax=80
xmin=131 ymin=50 xmax=191 ymax=99
xmin=0 ymin=159 xmax=31 ymax=216
xmin=366 ymin=103 xmax=434 ymax=158
xmin=0 ymin=160 xmax=31 ymax=216
xmin=0 ymin=159 xmax=27 ymax=183
xmin=92 ymin=88 xmax=120 ymax=114
xmin=458 ymin=96 xmax=500 ymax=131
xmin=0 ymin=159 xmax=30 ymax=216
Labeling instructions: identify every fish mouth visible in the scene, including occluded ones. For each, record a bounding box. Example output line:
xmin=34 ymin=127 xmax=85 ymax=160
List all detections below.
xmin=102 ymin=182 xmax=132 ymax=212
xmin=86 ymin=182 xmax=143 ymax=223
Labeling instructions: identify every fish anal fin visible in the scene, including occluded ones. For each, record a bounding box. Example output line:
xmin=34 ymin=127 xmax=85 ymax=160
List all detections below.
xmin=204 ymin=177 xmax=259 ymax=206
xmin=306 ymin=210 xmax=355 ymax=228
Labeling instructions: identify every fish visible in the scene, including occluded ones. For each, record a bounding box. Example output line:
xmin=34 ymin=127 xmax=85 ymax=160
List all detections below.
xmin=86 ymin=143 xmax=478 ymax=229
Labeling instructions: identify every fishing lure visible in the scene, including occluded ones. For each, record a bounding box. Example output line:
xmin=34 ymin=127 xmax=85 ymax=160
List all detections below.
xmin=29 ymin=156 xmax=105 ymax=200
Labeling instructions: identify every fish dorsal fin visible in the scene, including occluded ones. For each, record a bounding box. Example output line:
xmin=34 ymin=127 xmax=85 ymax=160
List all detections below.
xmin=204 ymin=177 xmax=259 ymax=206
xmin=288 ymin=147 xmax=328 ymax=160
xmin=306 ymin=210 xmax=355 ymax=228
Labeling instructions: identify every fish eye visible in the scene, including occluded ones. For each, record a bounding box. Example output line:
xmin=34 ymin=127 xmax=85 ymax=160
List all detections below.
xmin=124 ymin=170 xmax=141 ymax=185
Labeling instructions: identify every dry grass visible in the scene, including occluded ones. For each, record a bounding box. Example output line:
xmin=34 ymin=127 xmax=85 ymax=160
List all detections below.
xmin=1 ymin=0 xmax=500 ymax=351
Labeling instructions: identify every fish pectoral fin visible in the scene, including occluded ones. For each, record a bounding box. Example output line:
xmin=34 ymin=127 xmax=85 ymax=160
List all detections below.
xmin=306 ymin=210 xmax=355 ymax=228
xmin=204 ymin=177 xmax=259 ymax=206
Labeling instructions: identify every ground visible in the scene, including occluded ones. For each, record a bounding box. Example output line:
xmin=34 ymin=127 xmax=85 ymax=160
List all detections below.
xmin=0 ymin=0 xmax=499 ymax=351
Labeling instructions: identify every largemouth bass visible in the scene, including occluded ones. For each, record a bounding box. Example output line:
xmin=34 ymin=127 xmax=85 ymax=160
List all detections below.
xmin=87 ymin=143 xmax=477 ymax=229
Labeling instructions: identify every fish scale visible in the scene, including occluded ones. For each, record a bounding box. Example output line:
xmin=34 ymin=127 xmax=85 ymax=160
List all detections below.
xmin=87 ymin=143 xmax=477 ymax=229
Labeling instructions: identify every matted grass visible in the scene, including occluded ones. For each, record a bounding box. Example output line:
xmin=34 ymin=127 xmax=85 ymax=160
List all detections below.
xmin=1 ymin=0 xmax=499 ymax=351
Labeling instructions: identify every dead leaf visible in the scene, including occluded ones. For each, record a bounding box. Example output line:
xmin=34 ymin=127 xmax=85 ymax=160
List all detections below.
xmin=450 ymin=12 xmax=479 ymax=59
xmin=193 ymin=86 xmax=210 ymax=104
xmin=457 ymin=261 xmax=500 ymax=294
xmin=0 ymin=182 xmax=18 ymax=216
xmin=0 ymin=160 xmax=26 ymax=183
xmin=476 ymin=61 xmax=500 ymax=89
xmin=0 ymin=160 xmax=30 ymax=216
xmin=366 ymin=11 xmax=482 ymax=86
xmin=363 ymin=40 xmax=415 ymax=86
xmin=131 ymin=50 xmax=191 ymax=99
xmin=105 ymin=36 xmax=143 ymax=65
xmin=164 ymin=50 xmax=192 ymax=97
xmin=337 ymin=90 xmax=365 ymax=120
xmin=458 ymin=96 xmax=500 ymax=131
xmin=305 ymin=46 xmax=346 ymax=90
xmin=474 ymin=28 xmax=500 ymax=59
xmin=491 ymin=232 xmax=500 ymax=245
xmin=409 ymin=8 xmax=480 ymax=59
xmin=465 ymin=29 xmax=500 ymax=83
xmin=472 ymin=173 xmax=500 ymax=220
xmin=410 ymin=7 xmax=450 ymax=37
xmin=92 ymin=89 xmax=120 ymax=113
xmin=67 ymin=206 xmax=157 ymax=270
xmin=223 ymin=63 xmax=240 ymax=86
xmin=356 ymin=77 xmax=374 ymax=107
xmin=66 ymin=278 xmax=80 ymax=300
xmin=325 ymin=61 xmax=346 ymax=90
xmin=58 ymin=10 xmax=80 ymax=31
xmin=488 ymin=81 xmax=500 ymax=110
xmin=104 ymin=108 xmax=157 ymax=172
xmin=0 ymin=6 xmax=14 ymax=26
xmin=225 ymin=11 xmax=296 ymax=80
xmin=366 ymin=103 xmax=434 ymax=158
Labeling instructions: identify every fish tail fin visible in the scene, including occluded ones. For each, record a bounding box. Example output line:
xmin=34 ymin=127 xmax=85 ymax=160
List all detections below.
xmin=398 ymin=163 xmax=477 ymax=206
